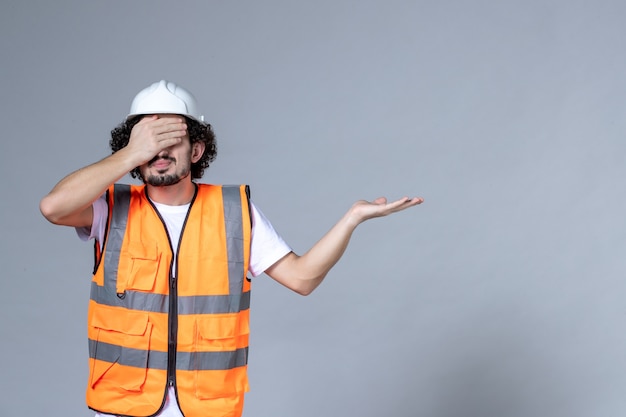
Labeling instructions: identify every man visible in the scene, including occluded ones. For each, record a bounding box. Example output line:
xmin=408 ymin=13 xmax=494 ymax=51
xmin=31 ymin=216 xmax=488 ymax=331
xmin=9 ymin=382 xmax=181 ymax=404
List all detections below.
xmin=40 ymin=80 xmax=423 ymax=417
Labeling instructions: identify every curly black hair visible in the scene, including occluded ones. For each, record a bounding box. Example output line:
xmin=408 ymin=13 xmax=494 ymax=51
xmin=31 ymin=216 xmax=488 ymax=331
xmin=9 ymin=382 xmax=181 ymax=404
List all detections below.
xmin=109 ymin=116 xmax=217 ymax=180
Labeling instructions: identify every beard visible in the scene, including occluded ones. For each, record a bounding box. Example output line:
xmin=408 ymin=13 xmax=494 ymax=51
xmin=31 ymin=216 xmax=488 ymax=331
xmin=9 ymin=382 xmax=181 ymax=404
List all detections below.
xmin=145 ymin=173 xmax=186 ymax=186
xmin=143 ymin=163 xmax=191 ymax=186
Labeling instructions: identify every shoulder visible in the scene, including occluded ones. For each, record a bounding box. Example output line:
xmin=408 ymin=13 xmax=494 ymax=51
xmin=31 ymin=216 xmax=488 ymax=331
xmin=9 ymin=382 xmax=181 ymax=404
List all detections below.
xmin=196 ymin=183 xmax=250 ymax=201
xmin=107 ymin=183 xmax=145 ymax=202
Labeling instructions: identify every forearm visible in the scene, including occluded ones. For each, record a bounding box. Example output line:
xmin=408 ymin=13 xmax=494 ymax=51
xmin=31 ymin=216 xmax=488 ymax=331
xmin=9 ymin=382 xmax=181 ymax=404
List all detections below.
xmin=296 ymin=210 xmax=359 ymax=279
xmin=267 ymin=208 xmax=361 ymax=295
xmin=40 ymin=150 xmax=136 ymax=225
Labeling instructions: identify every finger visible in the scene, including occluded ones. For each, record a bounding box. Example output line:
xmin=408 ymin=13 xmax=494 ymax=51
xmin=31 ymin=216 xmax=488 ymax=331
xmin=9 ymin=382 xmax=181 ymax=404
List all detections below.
xmin=398 ymin=196 xmax=423 ymax=204
xmin=155 ymin=136 xmax=184 ymax=149
xmin=156 ymin=126 xmax=186 ymax=137
xmin=395 ymin=197 xmax=423 ymax=205
xmin=385 ymin=197 xmax=412 ymax=207
xmin=384 ymin=197 xmax=423 ymax=213
xmin=372 ymin=197 xmax=387 ymax=205
xmin=151 ymin=117 xmax=186 ymax=129
xmin=135 ymin=115 xmax=159 ymax=125
xmin=150 ymin=122 xmax=187 ymax=139
xmin=153 ymin=115 xmax=186 ymax=126
xmin=137 ymin=114 xmax=186 ymax=129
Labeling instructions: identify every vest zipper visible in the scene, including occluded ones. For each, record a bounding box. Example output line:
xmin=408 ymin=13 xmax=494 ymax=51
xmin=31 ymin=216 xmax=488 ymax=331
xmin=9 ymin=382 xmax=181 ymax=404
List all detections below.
xmin=168 ymin=271 xmax=178 ymax=387
xmin=145 ymin=185 xmax=198 ymax=394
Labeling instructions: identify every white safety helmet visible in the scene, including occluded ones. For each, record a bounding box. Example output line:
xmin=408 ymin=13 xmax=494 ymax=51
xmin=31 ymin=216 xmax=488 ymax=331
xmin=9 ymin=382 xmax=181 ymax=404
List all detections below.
xmin=127 ymin=80 xmax=204 ymax=122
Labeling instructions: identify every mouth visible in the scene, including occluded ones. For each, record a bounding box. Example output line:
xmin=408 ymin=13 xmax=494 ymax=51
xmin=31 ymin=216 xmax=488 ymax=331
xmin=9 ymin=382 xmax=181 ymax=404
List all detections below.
xmin=149 ymin=157 xmax=175 ymax=170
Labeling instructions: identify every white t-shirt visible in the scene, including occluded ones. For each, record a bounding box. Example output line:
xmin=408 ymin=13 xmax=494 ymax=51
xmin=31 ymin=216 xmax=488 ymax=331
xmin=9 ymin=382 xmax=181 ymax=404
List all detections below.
xmin=77 ymin=193 xmax=292 ymax=417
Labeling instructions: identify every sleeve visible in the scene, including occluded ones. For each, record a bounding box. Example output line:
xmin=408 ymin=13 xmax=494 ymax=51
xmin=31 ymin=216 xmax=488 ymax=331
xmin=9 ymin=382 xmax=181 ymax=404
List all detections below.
xmin=75 ymin=195 xmax=108 ymax=245
xmin=248 ymin=200 xmax=292 ymax=277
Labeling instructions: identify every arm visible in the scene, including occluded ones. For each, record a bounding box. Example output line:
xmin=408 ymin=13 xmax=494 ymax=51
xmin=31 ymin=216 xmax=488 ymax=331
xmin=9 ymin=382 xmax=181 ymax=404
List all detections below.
xmin=265 ymin=196 xmax=423 ymax=296
xmin=39 ymin=115 xmax=187 ymax=227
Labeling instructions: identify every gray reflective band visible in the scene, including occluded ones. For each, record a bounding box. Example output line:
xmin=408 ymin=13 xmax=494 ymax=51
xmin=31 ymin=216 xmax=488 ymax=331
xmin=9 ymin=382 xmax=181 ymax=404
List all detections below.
xmin=177 ymin=292 xmax=250 ymax=315
xmin=89 ymin=339 xmax=164 ymax=369
xmin=92 ymin=184 xmax=131 ymax=307
xmin=89 ymin=340 xmax=247 ymax=371
xmin=221 ymin=186 xmax=245 ymax=296
xmin=90 ymin=282 xmax=250 ymax=314
xmin=178 ymin=347 xmax=248 ymax=371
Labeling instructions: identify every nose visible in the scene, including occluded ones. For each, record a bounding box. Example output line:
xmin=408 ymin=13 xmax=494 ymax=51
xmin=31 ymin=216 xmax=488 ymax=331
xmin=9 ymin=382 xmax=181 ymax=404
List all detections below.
xmin=156 ymin=149 xmax=171 ymax=158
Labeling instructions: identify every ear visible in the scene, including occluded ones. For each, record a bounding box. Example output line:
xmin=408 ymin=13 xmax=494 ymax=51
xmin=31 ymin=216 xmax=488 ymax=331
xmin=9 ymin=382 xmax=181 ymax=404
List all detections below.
xmin=191 ymin=141 xmax=205 ymax=163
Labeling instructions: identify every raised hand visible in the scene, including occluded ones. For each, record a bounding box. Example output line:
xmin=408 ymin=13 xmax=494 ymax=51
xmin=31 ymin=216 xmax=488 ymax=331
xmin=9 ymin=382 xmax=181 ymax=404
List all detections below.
xmin=125 ymin=115 xmax=188 ymax=166
xmin=348 ymin=196 xmax=424 ymax=226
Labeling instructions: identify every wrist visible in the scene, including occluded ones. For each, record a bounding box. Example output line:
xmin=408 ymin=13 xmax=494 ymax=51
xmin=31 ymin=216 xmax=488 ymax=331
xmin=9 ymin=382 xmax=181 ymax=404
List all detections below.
xmin=114 ymin=146 xmax=145 ymax=172
xmin=344 ymin=205 xmax=363 ymax=229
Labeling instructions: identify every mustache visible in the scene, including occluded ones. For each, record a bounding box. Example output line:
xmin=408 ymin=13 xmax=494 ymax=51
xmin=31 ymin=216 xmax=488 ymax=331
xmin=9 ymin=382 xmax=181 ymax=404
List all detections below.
xmin=148 ymin=155 xmax=176 ymax=166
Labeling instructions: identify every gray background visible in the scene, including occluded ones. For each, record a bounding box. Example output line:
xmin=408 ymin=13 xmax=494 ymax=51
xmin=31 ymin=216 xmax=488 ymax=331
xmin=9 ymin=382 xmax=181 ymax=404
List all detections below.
xmin=1 ymin=1 xmax=625 ymax=416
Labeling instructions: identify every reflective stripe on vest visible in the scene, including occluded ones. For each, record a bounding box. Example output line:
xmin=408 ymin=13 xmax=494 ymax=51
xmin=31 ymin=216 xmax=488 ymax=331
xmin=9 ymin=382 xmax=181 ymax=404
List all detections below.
xmin=89 ymin=283 xmax=251 ymax=314
xmin=88 ymin=339 xmax=249 ymax=370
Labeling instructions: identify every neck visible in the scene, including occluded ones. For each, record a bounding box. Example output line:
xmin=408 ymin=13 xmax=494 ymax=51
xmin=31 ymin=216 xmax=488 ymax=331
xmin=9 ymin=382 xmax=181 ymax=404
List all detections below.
xmin=146 ymin=180 xmax=196 ymax=206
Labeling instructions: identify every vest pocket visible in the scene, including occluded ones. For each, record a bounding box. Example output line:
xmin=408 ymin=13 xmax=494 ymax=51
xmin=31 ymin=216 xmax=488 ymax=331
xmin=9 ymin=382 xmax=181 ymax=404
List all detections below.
xmin=193 ymin=315 xmax=250 ymax=398
xmin=89 ymin=306 xmax=153 ymax=392
xmin=121 ymin=241 xmax=161 ymax=292
xmin=195 ymin=314 xmax=248 ymax=351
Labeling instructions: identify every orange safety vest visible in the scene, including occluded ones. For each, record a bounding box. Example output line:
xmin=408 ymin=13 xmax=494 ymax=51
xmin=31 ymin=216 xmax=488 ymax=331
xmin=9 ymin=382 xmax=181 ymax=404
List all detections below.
xmin=86 ymin=183 xmax=252 ymax=417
